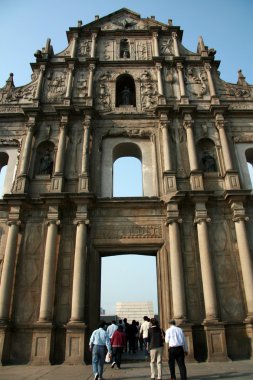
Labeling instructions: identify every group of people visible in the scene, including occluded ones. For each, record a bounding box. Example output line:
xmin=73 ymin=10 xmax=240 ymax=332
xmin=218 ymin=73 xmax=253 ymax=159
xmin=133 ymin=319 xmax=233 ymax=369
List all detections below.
xmin=89 ymin=316 xmax=188 ymax=380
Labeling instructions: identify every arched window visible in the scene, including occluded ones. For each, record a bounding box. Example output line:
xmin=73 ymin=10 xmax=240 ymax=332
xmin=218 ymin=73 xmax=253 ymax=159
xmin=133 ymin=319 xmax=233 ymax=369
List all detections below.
xmin=0 ymin=152 xmax=9 ymax=198
xmin=197 ymin=138 xmax=218 ymax=172
xmin=113 ymin=142 xmax=142 ymax=197
xmin=35 ymin=141 xmax=55 ymax=177
xmin=116 ymin=74 xmax=136 ymax=107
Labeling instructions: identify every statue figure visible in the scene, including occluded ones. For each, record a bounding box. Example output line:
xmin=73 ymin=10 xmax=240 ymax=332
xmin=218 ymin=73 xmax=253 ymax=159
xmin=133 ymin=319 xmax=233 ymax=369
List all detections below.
xmin=201 ymin=151 xmax=217 ymax=172
xmin=39 ymin=149 xmax=53 ymax=175
xmin=120 ymin=86 xmax=131 ymax=105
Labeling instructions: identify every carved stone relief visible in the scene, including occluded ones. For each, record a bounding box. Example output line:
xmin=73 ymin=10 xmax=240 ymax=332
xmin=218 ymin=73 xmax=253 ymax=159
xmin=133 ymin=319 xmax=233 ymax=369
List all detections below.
xmin=185 ymin=66 xmax=208 ymax=98
xmin=95 ymin=72 xmax=112 ymax=112
xmin=77 ymin=39 xmax=91 ymax=57
xmin=0 ymin=73 xmax=38 ymax=104
xmin=73 ymin=70 xmax=88 ymax=98
xmin=160 ymin=37 xmax=174 ymax=55
xmin=94 ymin=223 xmax=162 ymax=239
xmin=44 ymin=70 xmax=67 ymax=103
xmin=140 ymin=70 xmax=158 ymax=110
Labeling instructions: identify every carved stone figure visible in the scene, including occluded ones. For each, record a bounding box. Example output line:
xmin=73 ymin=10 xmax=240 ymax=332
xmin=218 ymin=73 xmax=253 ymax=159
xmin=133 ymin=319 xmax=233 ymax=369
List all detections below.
xmin=38 ymin=149 xmax=53 ymax=175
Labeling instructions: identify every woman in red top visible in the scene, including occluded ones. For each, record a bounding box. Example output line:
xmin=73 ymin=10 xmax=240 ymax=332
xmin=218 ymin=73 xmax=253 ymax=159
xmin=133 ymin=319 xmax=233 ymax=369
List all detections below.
xmin=110 ymin=325 xmax=126 ymax=369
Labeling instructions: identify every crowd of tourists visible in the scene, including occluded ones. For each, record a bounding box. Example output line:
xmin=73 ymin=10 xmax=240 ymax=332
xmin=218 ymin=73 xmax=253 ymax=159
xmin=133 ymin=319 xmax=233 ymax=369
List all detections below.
xmin=89 ymin=316 xmax=188 ymax=380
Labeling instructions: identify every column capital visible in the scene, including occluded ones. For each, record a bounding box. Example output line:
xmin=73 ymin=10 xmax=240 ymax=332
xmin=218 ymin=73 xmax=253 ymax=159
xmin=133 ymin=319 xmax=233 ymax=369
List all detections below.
xmin=67 ymin=62 xmax=75 ymax=71
xmin=155 ymin=62 xmax=162 ymax=70
xmin=183 ymin=114 xmax=194 ymax=129
xmin=232 ymin=216 xmax=249 ymax=223
xmin=74 ymin=219 xmax=90 ymax=226
xmin=204 ymin=62 xmax=212 ymax=71
xmin=215 ymin=114 xmax=226 ymax=130
xmin=194 ymin=216 xmax=211 ymax=225
xmin=176 ymin=62 xmax=184 ymax=70
xmin=25 ymin=118 xmax=36 ymax=132
xmin=89 ymin=63 xmax=96 ymax=72
xmin=160 ymin=120 xmax=170 ymax=130
xmin=152 ymin=31 xmax=159 ymax=38
xmin=166 ymin=217 xmax=182 ymax=226
xmin=172 ymin=31 xmax=178 ymax=39
xmin=7 ymin=220 xmax=21 ymax=227
xmin=92 ymin=32 xmax=97 ymax=40
xmin=60 ymin=115 xmax=69 ymax=130
xmin=83 ymin=114 xmax=92 ymax=128
xmin=46 ymin=219 xmax=61 ymax=227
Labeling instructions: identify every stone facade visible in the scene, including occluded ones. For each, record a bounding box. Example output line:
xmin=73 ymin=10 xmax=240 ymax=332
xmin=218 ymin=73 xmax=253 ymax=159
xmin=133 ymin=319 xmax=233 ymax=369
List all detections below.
xmin=0 ymin=8 xmax=253 ymax=364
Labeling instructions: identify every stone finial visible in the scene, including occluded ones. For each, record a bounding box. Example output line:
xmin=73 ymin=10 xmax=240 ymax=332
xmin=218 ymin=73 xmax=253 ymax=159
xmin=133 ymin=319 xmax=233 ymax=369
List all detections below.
xmin=168 ymin=19 xmax=173 ymax=26
xmin=237 ymin=69 xmax=248 ymax=86
xmin=78 ymin=20 xmax=83 ymax=27
xmin=5 ymin=73 xmax=15 ymax=90
xmin=95 ymin=15 xmax=99 ymax=20
xmin=197 ymin=36 xmax=207 ymax=56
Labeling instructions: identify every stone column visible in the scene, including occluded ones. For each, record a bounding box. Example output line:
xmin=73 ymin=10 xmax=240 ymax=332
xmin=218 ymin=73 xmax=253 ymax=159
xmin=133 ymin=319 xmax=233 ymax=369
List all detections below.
xmin=166 ymin=204 xmax=186 ymax=321
xmin=0 ymin=220 xmax=20 ymax=322
xmin=183 ymin=114 xmax=198 ymax=171
xmin=161 ymin=118 xmax=172 ymax=172
xmin=31 ymin=207 xmax=60 ymax=365
xmin=65 ymin=64 xmax=75 ymax=99
xmin=176 ymin=62 xmax=186 ymax=97
xmin=65 ymin=206 xmax=89 ymax=364
xmin=51 ymin=116 xmax=68 ymax=192
xmin=194 ymin=217 xmax=218 ymax=321
xmin=87 ymin=64 xmax=95 ymax=97
xmin=194 ymin=200 xmax=228 ymax=361
xmin=70 ymin=222 xmax=88 ymax=322
xmin=38 ymin=219 xmax=60 ymax=322
xmin=153 ymin=32 xmax=159 ymax=56
xmin=215 ymin=114 xmax=233 ymax=171
xmin=172 ymin=32 xmax=180 ymax=56
xmin=79 ymin=115 xmax=91 ymax=192
xmin=0 ymin=207 xmax=20 ymax=364
xmin=19 ymin=117 xmax=36 ymax=176
xmin=230 ymin=202 xmax=253 ymax=320
xmin=204 ymin=63 xmax=216 ymax=98
xmin=156 ymin=63 xmax=164 ymax=95
xmin=34 ymin=65 xmax=46 ymax=100
xmin=90 ymin=33 xmax=97 ymax=58
xmin=54 ymin=116 xmax=68 ymax=175
xmin=71 ymin=35 xmax=78 ymax=58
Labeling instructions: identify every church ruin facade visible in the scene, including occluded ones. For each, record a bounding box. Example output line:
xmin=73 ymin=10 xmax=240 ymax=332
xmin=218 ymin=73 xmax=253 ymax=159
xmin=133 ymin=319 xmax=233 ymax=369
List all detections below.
xmin=0 ymin=8 xmax=253 ymax=364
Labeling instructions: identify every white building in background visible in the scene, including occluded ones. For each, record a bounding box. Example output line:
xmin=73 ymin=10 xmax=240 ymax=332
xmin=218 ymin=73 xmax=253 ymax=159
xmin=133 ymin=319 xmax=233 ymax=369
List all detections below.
xmin=116 ymin=301 xmax=154 ymax=323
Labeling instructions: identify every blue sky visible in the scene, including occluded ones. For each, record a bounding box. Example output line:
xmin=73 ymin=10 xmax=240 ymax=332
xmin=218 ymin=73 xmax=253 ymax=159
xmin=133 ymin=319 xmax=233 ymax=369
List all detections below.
xmin=0 ymin=0 xmax=252 ymax=315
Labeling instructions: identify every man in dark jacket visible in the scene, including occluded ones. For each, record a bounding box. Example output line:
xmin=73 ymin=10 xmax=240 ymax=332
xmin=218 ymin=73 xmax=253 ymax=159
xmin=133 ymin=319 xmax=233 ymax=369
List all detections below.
xmin=148 ymin=318 xmax=164 ymax=380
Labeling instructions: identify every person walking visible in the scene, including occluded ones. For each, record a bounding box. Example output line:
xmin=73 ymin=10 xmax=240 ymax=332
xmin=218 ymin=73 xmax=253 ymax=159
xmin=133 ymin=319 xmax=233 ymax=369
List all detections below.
xmin=165 ymin=319 xmax=188 ymax=380
xmin=148 ymin=318 xmax=164 ymax=380
xmin=107 ymin=320 xmax=118 ymax=340
xmin=110 ymin=325 xmax=126 ymax=369
xmin=89 ymin=320 xmax=112 ymax=380
xmin=140 ymin=316 xmax=151 ymax=360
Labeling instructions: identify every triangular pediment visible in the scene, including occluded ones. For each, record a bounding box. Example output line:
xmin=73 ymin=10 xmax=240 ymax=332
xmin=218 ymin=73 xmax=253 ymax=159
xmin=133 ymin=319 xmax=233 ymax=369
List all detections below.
xmin=82 ymin=8 xmax=168 ymax=31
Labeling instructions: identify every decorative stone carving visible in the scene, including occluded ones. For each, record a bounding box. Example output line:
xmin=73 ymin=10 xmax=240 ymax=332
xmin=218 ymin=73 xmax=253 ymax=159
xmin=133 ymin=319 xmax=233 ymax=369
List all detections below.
xmin=73 ymin=71 xmax=88 ymax=98
xmin=160 ymin=37 xmax=174 ymax=55
xmin=233 ymin=133 xmax=253 ymax=143
xmin=140 ymin=70 xmax=158 ymax=110
xmin=185 ymin=66 xmax=208 ymax=98
xmin=44 ymin=70 xmax=67 ymax=103
xmin=0 ymin=72 xmax=38 ymax=104
xmin=94 ymin=223 xmax=162 ymax=239
xmin=77 ymin=39 xmax=91 ymax=57
xmin=95 ymin=72 xmax=112 ymax=112
xmin=225 ymin=85 xmax=251 ymax=98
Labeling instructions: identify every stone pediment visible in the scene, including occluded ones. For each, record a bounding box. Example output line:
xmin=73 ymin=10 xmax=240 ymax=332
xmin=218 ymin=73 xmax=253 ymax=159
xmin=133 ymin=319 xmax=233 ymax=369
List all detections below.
xmin=83 ymin=8 xmax=168 ymax=31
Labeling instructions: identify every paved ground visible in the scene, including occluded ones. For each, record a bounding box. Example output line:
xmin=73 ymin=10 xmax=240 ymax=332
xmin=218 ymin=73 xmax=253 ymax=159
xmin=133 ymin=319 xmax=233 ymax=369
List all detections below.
xmin=0 ymin=359 xmax=253 ymax=380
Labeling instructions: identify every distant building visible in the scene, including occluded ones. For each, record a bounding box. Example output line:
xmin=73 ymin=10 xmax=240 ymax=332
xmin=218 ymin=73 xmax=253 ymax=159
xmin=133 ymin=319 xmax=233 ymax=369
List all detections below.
xmin=116 ymin=301 xmax=154 ymax=323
